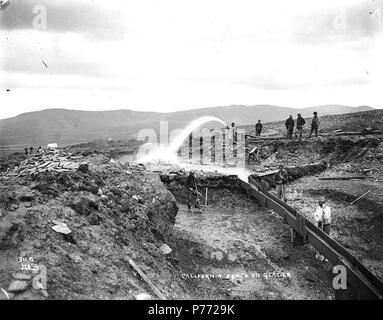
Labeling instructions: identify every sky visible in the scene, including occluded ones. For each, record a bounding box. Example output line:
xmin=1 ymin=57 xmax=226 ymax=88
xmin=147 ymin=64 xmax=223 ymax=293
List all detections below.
xmin=0 ymin=0 xmax=382 ymax=119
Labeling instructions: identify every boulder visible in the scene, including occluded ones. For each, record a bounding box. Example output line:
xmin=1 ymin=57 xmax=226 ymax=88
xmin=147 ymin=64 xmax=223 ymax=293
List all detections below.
xmin=69 ymin=194 xmax=99 ymax=216
xmin=8 ymin=280 xmax=29 ymax=293
xmin=12 ymin=273 xmax=33 ymax=281
xmin=77 ymin=163 xmax=89 ymax=173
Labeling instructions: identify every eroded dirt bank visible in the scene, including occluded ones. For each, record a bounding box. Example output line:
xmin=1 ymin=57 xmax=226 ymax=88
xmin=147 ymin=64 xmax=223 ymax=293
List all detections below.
xmin=163 ymin=177 xmax=334 ymax=300
xmin=0 ymin=150 xmax=195 ymax=300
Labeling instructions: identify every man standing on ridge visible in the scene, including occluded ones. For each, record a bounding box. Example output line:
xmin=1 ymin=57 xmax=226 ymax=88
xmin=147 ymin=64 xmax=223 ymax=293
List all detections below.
xmin=285 ymin=115 xmax=294 ymax=140
xmin=295 ymin=113 xmax=306 ymax=140
xmin=308 ymin=111 xmax=320 ymax=138
xmin=255 ymin=120 xmax=263 ymax=137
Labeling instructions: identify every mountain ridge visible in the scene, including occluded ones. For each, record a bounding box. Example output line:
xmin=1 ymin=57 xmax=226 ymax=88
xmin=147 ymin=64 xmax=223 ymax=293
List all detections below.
xmin=0 ymin=104 xmax=375 ymax=151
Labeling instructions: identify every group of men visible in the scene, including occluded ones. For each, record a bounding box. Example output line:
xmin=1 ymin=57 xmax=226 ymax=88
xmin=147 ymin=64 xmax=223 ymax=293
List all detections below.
xmin=253 ymin=111 xmax=320 ymax=140
xmin=285 ymin=112 xmax=320 ymax=140
xmin=24 ymin=146 xmax=44 ymax=156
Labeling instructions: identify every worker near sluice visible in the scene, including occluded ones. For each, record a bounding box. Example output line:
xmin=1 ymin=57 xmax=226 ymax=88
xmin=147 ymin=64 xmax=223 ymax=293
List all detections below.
xmin=185 ymin=171 xmax=201 ymax=214
xmin=274 ymin=164 xmax=289 ymax=203
xmin=314 ymin=198 xmax=331 ymax=235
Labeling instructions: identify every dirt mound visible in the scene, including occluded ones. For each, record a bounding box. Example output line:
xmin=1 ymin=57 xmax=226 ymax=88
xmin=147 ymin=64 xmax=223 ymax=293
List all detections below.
xmin=319 ymin=137 xmax=382 ymax=163
xmin=67 ymin=139 xmax=143 ymax=159
xmin=0 ymin=153 xmax=188 ymax=300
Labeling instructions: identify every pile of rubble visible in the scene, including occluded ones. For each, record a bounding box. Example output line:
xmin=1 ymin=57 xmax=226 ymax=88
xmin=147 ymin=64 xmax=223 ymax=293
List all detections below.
xmin=0 ymin=149 xmax=85 ymax=180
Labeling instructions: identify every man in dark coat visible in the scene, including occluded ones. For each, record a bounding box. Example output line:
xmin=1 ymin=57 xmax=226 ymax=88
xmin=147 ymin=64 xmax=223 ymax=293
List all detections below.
xmin=295 ymin=114 xmax=306 ymax=139
xmin=308 ymin=111 xmax=320 ymax=138
xmin=274 ymin=164 xmax=289 ymax=202
xmin=255 ymin=120 xmax=263 ymax=137
xmin=285 ymin=115 xmax=294 ymax=139
xmin=185 ymin=171 xmax=201 ymax=213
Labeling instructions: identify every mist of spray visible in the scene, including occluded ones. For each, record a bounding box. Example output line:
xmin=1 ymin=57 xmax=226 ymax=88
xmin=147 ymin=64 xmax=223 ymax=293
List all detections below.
xmin=136 ymin=116 xmax=226 ymax=164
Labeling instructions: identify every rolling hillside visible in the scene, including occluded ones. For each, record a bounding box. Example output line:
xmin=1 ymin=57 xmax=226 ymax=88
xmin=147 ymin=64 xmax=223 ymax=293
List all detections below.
xmin=0 ymin=105 xmax=374 ymax=152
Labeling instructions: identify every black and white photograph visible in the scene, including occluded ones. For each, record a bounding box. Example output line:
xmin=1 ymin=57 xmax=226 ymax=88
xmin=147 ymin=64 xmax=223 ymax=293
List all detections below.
xmin=1 ymin=0 xmax=383 ymax=306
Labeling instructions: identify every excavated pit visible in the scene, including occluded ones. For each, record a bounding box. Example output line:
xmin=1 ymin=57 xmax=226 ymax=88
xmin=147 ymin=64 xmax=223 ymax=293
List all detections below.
xmin=160 ymin=173 xmax=335 ymax=300
xmin=161 ymin=133 xmax=383 ymax=296
xmin=247 ymin=136 xmax=383 ymax=283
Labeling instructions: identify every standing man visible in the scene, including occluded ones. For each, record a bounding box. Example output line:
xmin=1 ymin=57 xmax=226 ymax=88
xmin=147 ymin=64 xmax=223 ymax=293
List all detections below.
xmin=185 ymin=171 xmax=201 ymax=214
xmin=274 ymin=164 xmax=289 ymax=202
xmin=313 ymin=198 xmax=331 ymax=261
xmin=29 ymin=146 xmax=34 ymax=155
xmin=231 ymin=122 xmax=237 ymax=159
xmin=231 ymin=122 xmax=236 ymax=134
xmin=255 ymin=120 xmax=263 ymax=137
xmin=308 ymin=111 xmax=320 ymax=138
xmin=285 ymin=115 xmax=294 ymax=139
xmin=295 ymin=114 xmax=306 ymax=140
xmin=314 ymin=198 xmax=332 ymax=235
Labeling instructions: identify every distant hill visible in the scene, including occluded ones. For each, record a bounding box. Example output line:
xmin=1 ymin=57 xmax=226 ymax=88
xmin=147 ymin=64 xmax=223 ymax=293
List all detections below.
xmin=0 ymin=105 xmax=374 ymax=152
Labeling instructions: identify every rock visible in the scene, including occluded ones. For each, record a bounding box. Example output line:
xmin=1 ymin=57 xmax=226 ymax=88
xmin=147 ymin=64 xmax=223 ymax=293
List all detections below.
xmin=8 ymin=280 xmax=29 ymax=293
xmin=52 ymin=221 xmax=71 ymax=235
xmin=18 ymin=193 xmax=34 ymax=202
xmin=69 ymin=253 xmax=83 ymax=264
xmin=10 ymin=203 xmax=19 ymax=211
xmin=12 ymin=273 xmax=33 ymax=281
xmin=159 ymin=244 xmax=172 ymax=255
xmin=33 ymin=184 xmax=59 ymax=197
xmin=88 ymin=213 xmax=102 ymax=225
xmin=88 ymin=244 xmax=102 ymax=257
xmin=77 ymin=163 xmax=89 ymax=173
xmin=41 ymin=289 xmax=49 ymax=297
xmin=70 ymin=194 xmax=99 ymax=215
xmin=135 ymin=293 xmax=152 ymax=300
xmin=132 ymin=195 xmax=143 ymax=203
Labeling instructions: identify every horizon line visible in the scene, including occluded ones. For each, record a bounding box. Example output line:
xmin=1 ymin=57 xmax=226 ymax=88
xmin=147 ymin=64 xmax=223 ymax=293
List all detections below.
xmin=0 ymin=104 xmax=377 ymax=121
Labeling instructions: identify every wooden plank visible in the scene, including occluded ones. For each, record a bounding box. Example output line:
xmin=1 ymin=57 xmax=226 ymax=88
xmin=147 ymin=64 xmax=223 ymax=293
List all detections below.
xmin=306 ymin=230 xmax=382 ymax=299
xmin=128 ymin=257 xmax=166 ymax=300
xmin=319 ymin=177 xmax=366 ymax=181
xmin=239 ymin=178 xmax=383 ymax=300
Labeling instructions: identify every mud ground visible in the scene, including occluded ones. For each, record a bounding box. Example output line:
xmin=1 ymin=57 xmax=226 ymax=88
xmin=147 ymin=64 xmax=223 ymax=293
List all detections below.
xmin=170 ymin=187 xmax=334 ymax=300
